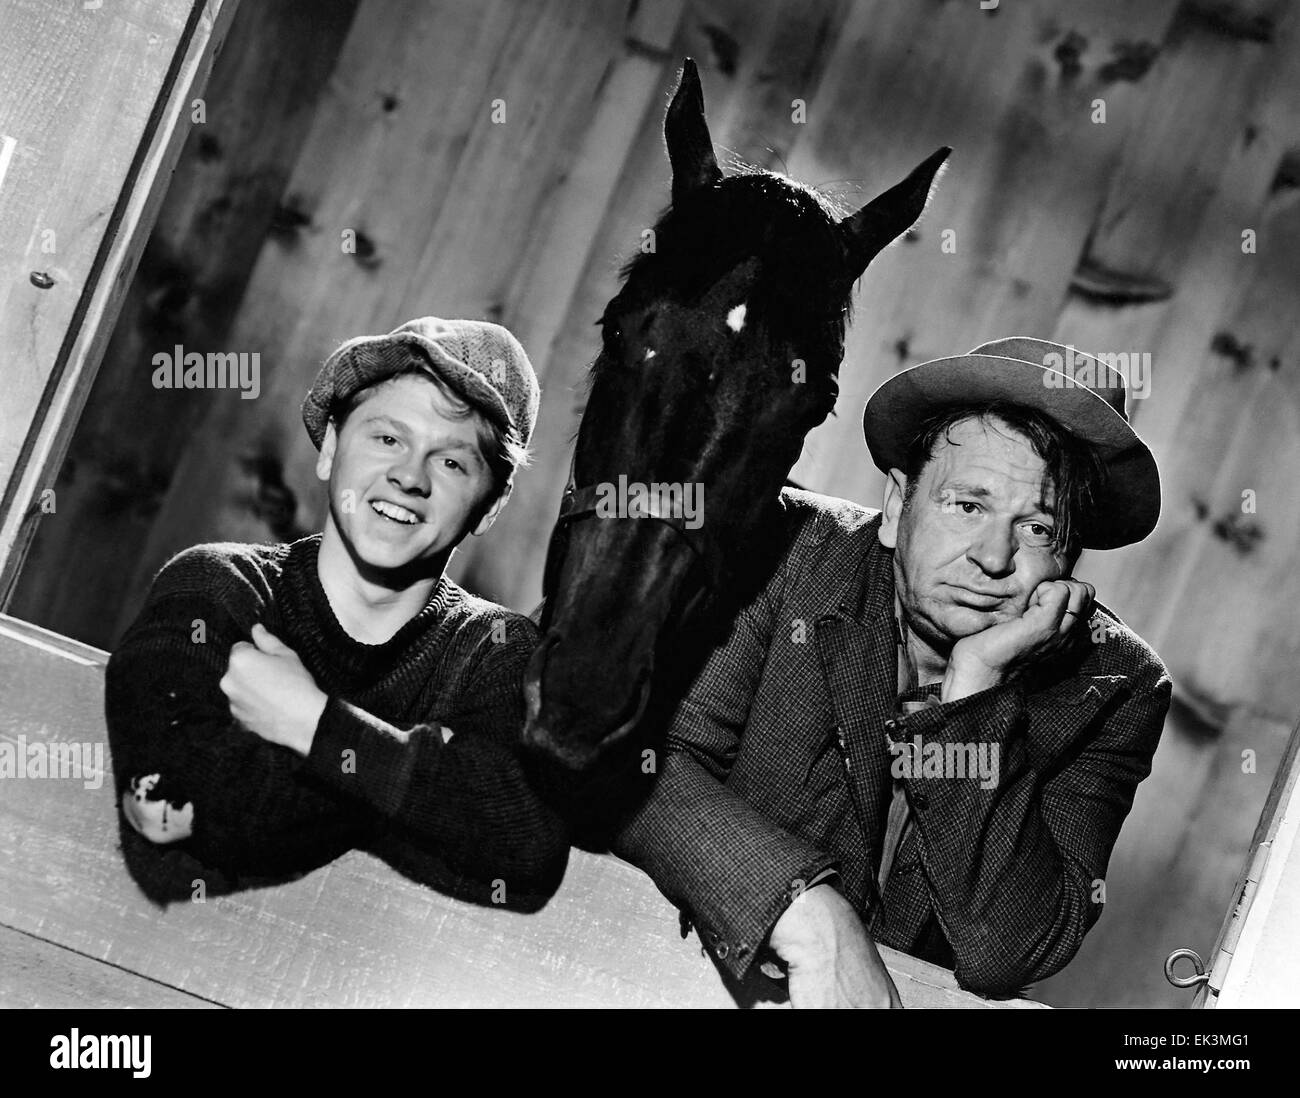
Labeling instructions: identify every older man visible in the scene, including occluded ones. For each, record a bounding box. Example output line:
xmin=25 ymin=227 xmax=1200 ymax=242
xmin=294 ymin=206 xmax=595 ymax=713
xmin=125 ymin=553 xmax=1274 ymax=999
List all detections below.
xmin=612 ymin=336 xmax=1171 ymax=1006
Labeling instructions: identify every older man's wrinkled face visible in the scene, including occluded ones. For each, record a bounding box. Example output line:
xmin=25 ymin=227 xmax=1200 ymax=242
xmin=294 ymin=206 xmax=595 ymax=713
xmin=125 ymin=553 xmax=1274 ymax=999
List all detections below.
xmin=879 ymin=416 xmax=1074 ymax=652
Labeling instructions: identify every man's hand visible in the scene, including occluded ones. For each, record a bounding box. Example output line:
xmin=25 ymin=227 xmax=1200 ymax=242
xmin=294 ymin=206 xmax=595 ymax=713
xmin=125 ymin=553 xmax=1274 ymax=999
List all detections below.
xmin=121 ymin=773 xmax=194 ymax=844
xmin=220 ymin=623 xmax=327 ymax=756
xmin=943 ymin=578 xmax=1094 ymax=702
xmin=767 ymin=884 xmax=903 ymax=1008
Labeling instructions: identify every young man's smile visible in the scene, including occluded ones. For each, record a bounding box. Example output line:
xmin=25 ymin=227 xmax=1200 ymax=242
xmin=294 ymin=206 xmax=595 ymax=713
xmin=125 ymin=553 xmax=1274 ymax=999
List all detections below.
xmin=369 ymin=498 xmax=423 ymax=525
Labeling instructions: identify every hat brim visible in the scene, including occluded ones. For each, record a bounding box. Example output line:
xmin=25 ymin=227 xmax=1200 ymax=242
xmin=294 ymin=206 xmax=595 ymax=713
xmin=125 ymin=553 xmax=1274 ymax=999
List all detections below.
xmin=302 ymin=332 xmax=516 ymax=449
xmin=862 ymin=354 xmax=1160 ymax=549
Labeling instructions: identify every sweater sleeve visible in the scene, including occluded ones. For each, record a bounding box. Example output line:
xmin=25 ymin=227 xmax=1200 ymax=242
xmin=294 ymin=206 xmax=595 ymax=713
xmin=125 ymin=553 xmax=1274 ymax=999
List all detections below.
xmin=105 ymin=585 xmax=376 ymax=890
xmin=300 ymin=614 xmax=569 ymax=895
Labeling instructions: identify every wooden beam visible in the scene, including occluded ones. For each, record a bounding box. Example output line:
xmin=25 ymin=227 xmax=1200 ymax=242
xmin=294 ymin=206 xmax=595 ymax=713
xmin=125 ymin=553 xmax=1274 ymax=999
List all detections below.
xmin=0 ymin=0 xmax=239 ymax=606
xmin=5 ymin=0 xmax=360 ymax=649
xmin=1208 ymin=718 xmax=1300 ymax=1006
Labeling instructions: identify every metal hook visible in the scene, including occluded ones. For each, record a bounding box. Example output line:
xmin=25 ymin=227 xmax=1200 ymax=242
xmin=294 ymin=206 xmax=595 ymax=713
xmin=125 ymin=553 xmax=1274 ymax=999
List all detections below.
xmin=1164 ymin=947 xmax=1209 ymax=989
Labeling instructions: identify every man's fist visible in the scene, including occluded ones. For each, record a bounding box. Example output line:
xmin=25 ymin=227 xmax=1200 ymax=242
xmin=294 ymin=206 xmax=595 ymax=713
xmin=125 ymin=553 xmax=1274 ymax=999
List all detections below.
xmin=121 ymin=773 xmax=194 ymax=844
xmin=943 ymin=578 xmax=1094 ymax=702
xmin=767 ymin=884 xmax=903 ymax=1008
xmin=220 ymin=623 xmax=328 ymax=755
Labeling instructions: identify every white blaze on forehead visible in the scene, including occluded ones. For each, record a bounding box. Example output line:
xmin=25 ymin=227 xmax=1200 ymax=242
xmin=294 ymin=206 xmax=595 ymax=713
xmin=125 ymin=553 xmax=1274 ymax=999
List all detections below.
xmin=644 ymin=347 xmax=656 ymax=360
xmin=726 ymin=303 xmax=747 ymax=332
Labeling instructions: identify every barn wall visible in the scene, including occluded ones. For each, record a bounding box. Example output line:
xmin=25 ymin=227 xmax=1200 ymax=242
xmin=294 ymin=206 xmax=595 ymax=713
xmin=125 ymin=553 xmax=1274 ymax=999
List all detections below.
xmin=10 ymin=0 xmax=1300 ymax=1006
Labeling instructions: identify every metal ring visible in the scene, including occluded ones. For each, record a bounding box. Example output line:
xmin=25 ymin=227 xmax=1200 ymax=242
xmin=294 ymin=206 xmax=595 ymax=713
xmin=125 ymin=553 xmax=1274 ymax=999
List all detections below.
xmin=1164 ymin=948 xmax=1208 ymax=989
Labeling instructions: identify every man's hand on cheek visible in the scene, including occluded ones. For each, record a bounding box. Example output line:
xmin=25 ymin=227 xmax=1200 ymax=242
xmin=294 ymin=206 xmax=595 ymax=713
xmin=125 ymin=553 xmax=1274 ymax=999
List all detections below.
xmin=943 ymin=578 xmax=1094 ymax=702
xmin=767 ymin=884 xmax=902 ymax=1009
xmin=220 ymin=623 xmax=328 ymax=755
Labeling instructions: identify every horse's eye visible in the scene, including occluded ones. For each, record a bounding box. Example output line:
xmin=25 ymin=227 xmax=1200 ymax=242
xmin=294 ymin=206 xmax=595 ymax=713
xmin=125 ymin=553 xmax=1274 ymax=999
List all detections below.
xmin=600 ymin=316 xmax=624 ymax=354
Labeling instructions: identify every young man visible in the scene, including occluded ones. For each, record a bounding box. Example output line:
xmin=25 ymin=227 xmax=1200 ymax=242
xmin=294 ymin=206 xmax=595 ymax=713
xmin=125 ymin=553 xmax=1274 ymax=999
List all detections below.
xmin=612 ymin=337 xmax=1171 ymax=1005
xmin=106 ymin=317 xmax=567 ymax=907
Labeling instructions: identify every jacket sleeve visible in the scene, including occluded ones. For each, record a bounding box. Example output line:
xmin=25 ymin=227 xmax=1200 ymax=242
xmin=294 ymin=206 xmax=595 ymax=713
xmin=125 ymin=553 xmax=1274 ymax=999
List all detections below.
xmin=881 ymin=651 xmax=1172 ymax=994
xmin=105 ymin=590 xmax=375 ymax=888
xmin=611 ymin=580 xmax=838 ymax=980
xmin=300 ymin=617 xmax=569 ymax=896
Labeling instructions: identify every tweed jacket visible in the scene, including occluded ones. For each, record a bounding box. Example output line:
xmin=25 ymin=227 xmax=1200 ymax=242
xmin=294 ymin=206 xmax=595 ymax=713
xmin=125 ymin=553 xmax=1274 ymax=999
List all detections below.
xmin=612 ymin=488 xmax=1172 ymax=995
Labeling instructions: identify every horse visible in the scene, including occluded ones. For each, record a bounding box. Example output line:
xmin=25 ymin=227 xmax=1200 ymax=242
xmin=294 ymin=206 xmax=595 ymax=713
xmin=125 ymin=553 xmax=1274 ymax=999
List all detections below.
xmin=523 ymin=59 xmax=948 ymax=781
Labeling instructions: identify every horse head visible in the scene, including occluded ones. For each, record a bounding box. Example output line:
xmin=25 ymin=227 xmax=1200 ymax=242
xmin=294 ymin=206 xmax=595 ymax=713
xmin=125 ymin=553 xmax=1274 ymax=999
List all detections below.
xmin=524 ymin=59 xmax=948 ymax=774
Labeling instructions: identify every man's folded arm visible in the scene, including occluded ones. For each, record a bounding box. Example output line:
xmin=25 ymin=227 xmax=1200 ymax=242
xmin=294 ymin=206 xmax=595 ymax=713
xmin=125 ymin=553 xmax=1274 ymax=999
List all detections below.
xmin=889 ymin=657 xmax=1171 ymax=993
xmin=105 ymin=593 xmax=374 ymax=880
xmin=612 ymin=581 xmax=836 ymax=981
xmin=614 ymin=741 xmax=838 ymax=978
xmin=302 ymin=621 xmax=569 ymax=894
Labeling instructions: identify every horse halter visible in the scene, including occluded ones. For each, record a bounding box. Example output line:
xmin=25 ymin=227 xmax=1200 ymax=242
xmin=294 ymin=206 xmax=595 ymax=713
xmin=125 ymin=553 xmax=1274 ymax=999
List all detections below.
xmin=537 ymin=255 xmax=778 ymax=626
xmin=539 ymin=456 xmax=722 ymax=629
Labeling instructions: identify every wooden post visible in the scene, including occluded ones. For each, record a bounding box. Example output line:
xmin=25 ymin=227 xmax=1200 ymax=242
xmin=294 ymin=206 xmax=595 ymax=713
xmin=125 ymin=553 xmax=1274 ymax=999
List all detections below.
xmin=0 ymin=0 xmax=238 ymax=606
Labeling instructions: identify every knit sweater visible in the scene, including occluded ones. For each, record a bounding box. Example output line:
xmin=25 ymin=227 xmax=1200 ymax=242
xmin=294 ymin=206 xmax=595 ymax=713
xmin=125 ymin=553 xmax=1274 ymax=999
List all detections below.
xmin=104 ymin=535 xmax=568 ymax=906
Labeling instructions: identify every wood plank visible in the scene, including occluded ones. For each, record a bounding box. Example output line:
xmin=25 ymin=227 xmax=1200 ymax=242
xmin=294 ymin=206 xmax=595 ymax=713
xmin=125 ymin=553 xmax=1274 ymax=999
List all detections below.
xmin=0 ymin=613 xmax=1037 ymax=1007
xmin=1202 ymin=716 xmax=1300 ymax=1006
xmin=0 ymin=924 xmax=218 ymax=1010
xmin=1039 ymin=0 xmax=1300 ymax=1008
xmin=788 ymin=0 xmax=1181 ymax=502
xmin=6 ymin=0 xmax=360 ymax=650
xmin=1065 ymin=0 xmax=1300 ymax=715
xmin=0 ymin=0 xmax=237 ymax=602
xmin=1212 ymin=720 xmax=1300 ymax=1007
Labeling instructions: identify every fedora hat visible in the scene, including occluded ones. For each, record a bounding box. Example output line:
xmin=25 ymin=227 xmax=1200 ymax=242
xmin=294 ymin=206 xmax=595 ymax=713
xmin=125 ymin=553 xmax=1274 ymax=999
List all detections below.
xmin=862 ymin=336 xmax=1160 ymax=549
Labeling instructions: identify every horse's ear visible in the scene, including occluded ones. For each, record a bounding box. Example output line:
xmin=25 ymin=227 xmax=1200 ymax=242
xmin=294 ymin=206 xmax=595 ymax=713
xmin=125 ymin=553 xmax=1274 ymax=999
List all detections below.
xmin=839 ymin=146 xmax=951 ymax=278
xmin=666 ymin=58 xmax=722 ymax=205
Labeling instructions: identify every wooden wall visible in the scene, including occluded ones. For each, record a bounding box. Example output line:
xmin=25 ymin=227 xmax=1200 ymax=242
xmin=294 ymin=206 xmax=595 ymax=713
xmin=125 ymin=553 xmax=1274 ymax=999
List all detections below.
xmin=9 ymin=0 xmax=1300 ymax=1006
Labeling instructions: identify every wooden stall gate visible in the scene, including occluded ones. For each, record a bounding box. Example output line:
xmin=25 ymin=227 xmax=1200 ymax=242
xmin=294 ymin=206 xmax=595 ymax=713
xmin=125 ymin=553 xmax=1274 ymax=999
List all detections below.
xmin=0 ymin=613 xmax=1036 ymax=1008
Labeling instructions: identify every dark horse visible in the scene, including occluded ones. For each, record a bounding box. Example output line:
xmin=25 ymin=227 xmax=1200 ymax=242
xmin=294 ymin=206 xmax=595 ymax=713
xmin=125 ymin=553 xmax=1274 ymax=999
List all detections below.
xmin=525 ymin=60 xmax=948 ymax=777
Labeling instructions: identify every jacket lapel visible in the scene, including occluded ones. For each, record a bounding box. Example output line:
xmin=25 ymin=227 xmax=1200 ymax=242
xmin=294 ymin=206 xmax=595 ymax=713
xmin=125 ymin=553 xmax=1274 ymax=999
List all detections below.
xmin=813 ymin=519 xmax=900 ymax=899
